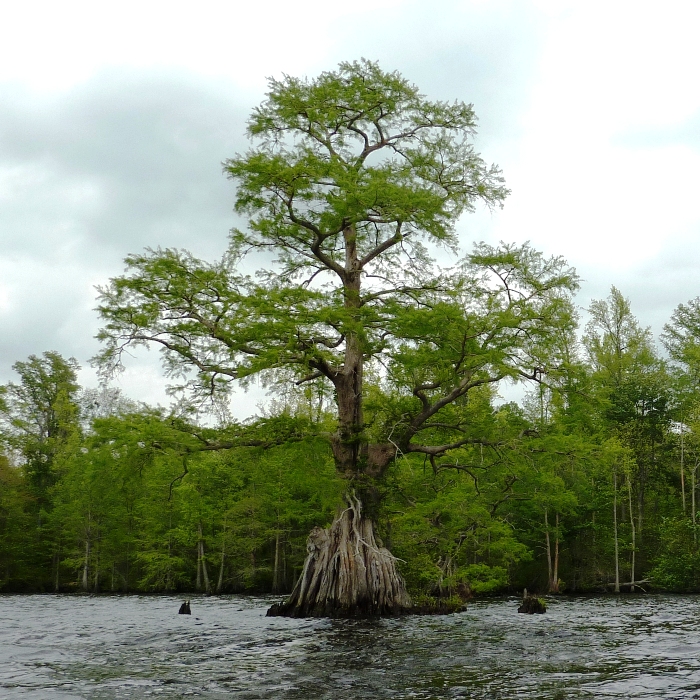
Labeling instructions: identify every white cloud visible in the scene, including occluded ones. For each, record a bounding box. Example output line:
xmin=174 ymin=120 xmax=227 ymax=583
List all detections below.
xmin=2 ymin=0 xmax=699 ymax=413
xmin=0 ymin=0 xmax=403 ymax=91
xmin=481 ymin=0 xmax=700 ymax=325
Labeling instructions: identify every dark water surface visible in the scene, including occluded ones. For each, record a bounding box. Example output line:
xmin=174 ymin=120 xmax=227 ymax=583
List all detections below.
xmin=2 ymin=594 xmax=700 ymax=699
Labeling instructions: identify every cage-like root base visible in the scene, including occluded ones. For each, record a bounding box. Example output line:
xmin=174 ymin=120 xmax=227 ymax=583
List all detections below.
xmin=267 ymin=492 xmax=412 ymax=618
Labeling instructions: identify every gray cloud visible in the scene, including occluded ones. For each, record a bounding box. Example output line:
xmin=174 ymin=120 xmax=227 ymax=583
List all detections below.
xmin=0 ymin=5 xmax=601 ymax=413
xmin=323 ymin=0 xmax=544 ymax=157
xmin=0 ymin=69 xmax=255 ymax=394
xmin=0 ymin=69 xmax=251 ymax=260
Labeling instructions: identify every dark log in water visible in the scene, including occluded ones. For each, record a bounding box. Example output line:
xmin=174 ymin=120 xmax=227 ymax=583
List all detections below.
xmin=267 ymin=493 xmax=412 ymax=618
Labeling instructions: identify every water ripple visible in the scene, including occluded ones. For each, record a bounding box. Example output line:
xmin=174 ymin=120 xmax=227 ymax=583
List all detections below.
xmin=3 ymin=595 xmax=700 ymax=698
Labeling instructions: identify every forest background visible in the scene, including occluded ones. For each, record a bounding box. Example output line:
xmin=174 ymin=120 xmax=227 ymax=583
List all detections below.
xmin=3 ymin=2 xmax=700 ymax=604
xmin=3 ymin=248 xmax=700 ymax=600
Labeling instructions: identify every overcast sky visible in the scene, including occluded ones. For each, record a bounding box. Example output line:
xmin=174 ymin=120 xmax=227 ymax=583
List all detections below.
xmin=1 ymin=0 xmax=699 ymax=415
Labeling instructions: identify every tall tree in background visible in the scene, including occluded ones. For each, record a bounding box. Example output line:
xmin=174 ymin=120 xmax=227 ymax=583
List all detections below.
xmin=663 ymin=298 xmax=700 ymax=382
xmin=0 ymin=352 xmax=80 ymax=511
xmin=663 ymin=298 xmax=700 ymax=535
xmin=95 ymin=60 xmax=578 ymax=616
xmin=0 ymin=352 xmax=81 ymax=588
xmin=584 ymin=288 xmax=670 ymax=589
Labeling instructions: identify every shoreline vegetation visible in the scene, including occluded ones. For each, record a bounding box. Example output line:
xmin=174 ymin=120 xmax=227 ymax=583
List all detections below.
xmin=3 ymin=62 xmax=700 ymax=613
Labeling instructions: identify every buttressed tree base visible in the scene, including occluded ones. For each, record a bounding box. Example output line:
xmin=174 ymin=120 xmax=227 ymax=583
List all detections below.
xmin=95 ymin=60 xmax=578 ymax=617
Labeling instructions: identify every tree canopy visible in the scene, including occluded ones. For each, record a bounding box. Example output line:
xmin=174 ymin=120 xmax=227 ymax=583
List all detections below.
xmin=95 ymin=60 xmax=578 ymax=484
xmin=7 ymin=61 xmax=700 ymax=608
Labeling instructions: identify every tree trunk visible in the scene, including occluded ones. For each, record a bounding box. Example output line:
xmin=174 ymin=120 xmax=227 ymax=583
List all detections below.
xmin=627 ymin=475 xmax=636 ymax=592
xmin=272 ymin=528 xmax=282 ymax=594
xmin=681 ymin=424 xmax=687 ymax=514
xmin=613 ymin=466 xmax=620 ymax=593
xmin=82 ymin=537 xmax=90 ymax=592
xmin=93 ymin=538 xmax=100 ymax=593
xmin=553 ymin=513 xmax=560 ymax=593
xmin=545 ymin=510 xmax=560 ymax=594
xmin=53 ymin=546 xmax=60 ymax=593
xmin=270 ymin=225 xmax=410 ymax=617
xmin=693 ymin=460 xmax=698 ymax=546
xmin=545 ymin=510 xmax=552 ymax=589
xmin=196 ymin=542 xmax=202 ymax=591
xmin=216 ymin=518 xmax=226 ymax=594
xmin=267 ymin=492 xmax=411 ymax=617
xmin=198 ymin=523 xmax=211 ymax=594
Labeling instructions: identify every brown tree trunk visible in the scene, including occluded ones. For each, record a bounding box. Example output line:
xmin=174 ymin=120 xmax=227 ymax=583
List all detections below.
xmin=628 ymin=475 xmax=636 ymax=592
xmin=267 ymin=492 xmax=411 ymax=617
xmin=545 ymin=510 xmax=559 ymax=593
xmin=330 ymin=225 xmax=364 ymax=476
xmin=272 ymin=528 xmax=282 ymax=594
xmin=82 ymin=537 xmax=90 ymax=592
xmin=198 ymin=523 xmax=211 ymax=594
xmin=613 ymin=466 xmax=620 ymax=593
xmin=270 ymin=225 xmax=410 ymax=617
xmin=216 ymin=518 xmax=226 ymax=594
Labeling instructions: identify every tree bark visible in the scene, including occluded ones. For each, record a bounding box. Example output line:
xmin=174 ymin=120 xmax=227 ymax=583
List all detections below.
xmin=613 ymin=466 xmax=620 ymax=593
xmin=270 ymin=225 xmax=411 ymax=617
xmin=198 ymin=523 xmax=211 ymax=594
xmin=545 ymin=510 xmax=560 ymax=594
xmin=216 ymin=518 xmax=226 ymax=594
xmin=267 ymin=492 xmax=411 ymax=617
xmin=627 ymin=475 xmax=636 ymax=592
xmin=82 ymin=537 xmax=90 ymax=593
xmin=272 ymin=528 xmax=282 ymax=594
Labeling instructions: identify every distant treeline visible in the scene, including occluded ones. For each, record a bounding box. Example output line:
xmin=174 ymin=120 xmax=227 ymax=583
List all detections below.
xmin=2 ymin=285 xmax=700 ymax=596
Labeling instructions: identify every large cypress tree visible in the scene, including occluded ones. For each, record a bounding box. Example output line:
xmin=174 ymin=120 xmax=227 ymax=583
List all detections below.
xmin=95 ymin=60 xmax=578 ymax=616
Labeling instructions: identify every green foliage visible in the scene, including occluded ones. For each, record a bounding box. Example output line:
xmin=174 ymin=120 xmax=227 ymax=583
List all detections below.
xmin=228 ymin=59 xmax=508 ymax=264
xmin=663 ymin=297 xmax=700 ymax=382
xmin=93 ymin=60 xmax=582 ymax=503
xmin=0 ymin=454 xmax=33 ymax=588
xmin=455 ymin=564 xmax=509 ymax=594
xmin=0 ymin=352 xmax=81 ymax=505
xmin=650 ymin=518 xmax=700 ymax=591
xmin=5 ymin=64 xmax=700 ymax=601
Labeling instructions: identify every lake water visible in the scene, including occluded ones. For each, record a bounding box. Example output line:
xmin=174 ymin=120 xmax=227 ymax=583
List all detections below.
xmin=2 ymin=594 xmax=700 ymax=699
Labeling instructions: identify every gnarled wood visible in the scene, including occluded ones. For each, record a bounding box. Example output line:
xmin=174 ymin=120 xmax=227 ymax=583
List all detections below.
xmin=267 ymin=492 xmax=412 ymax=618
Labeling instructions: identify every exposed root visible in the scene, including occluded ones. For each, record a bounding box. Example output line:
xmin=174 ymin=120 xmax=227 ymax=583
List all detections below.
xmin=267 ymin=493 xmax=412 ymax=618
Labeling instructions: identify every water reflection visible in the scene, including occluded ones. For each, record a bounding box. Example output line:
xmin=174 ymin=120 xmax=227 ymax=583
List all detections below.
xmin=2 ymin=595 xmax=700 ymax=698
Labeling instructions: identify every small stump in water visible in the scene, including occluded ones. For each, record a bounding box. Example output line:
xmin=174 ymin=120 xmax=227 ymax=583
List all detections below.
xmin=518 ymin=595 xmax=546 ymax=614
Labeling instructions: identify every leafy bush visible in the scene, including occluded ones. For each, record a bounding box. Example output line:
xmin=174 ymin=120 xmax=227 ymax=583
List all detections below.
xmin=650 ymin=518 xmax=700 ymax=591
